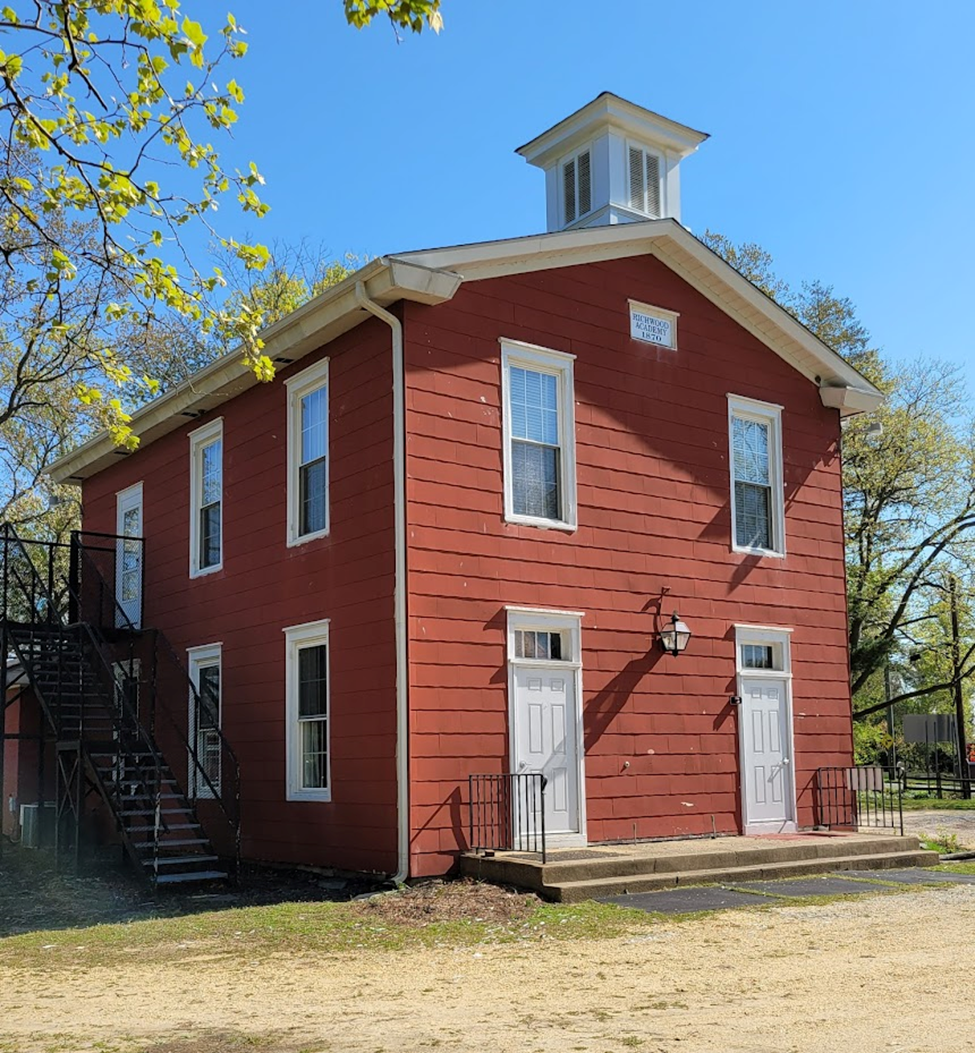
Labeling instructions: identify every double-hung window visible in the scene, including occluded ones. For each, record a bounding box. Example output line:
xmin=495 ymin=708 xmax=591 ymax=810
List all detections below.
xmin=284 ymin=619 xmax=330 ymax=801
xmin=501 ymin=340 xmax=577 ymax=531
xmin=187 ymin=644 xmax=221 ymax=799
xmin=728 ymin=395 xmax=785 ymax=556
xmin=286 ymin=358 xmax=329 ymax=546
xmin=189 ymin=418 xmax=223 ymax=576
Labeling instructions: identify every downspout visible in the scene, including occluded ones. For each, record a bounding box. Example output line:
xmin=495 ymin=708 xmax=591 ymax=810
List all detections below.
xmin=354 ymin=282 xmax=410 ymax=884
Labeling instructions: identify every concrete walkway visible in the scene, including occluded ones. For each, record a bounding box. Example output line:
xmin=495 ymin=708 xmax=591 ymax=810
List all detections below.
xmin=602 ymin=867 xmax=975 ymax=914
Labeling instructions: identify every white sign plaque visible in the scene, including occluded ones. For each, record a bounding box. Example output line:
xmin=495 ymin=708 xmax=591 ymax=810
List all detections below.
xmin=629 ymin=302 xmax=677 ymax=349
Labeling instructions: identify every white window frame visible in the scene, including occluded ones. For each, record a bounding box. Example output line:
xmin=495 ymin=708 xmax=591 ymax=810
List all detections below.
xmin=283 ymin=618 xmax=331 ymax=802
xmin=500 ymin=339 xmax=577 ymax=532
xmin=187 ymin=643 xmax=222 ymax=800
xmin=728 ymin=395 xmax=786 ymax=558
xmin=286 ymin=358 xmax=330 ymax=547
xmin=559 ymin=143 xmax=593 ymax=227
xmin=188 ymin=417 xmax=224 ymax=578
xmin=625 ymin=140 xmax=665 ymax=218
xmin=628 ymin=299 xmax=679 ymax=350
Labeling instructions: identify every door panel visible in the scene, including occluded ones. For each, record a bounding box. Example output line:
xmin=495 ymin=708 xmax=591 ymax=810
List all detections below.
xmin=741 ymin=677 xmax=794 ymax=827
xmin=513 ymin=664 xmax=579 ymax=837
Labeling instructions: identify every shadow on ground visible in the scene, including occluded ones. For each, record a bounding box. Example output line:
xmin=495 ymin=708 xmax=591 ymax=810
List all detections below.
xmin=0 ymin=842 xmax=384 ymax=937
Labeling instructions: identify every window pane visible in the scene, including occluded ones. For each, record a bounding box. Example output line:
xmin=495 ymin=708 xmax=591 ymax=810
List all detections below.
xmin=201 ymin=440 xmax=222 ymax=505
xmin=741 ymin=644 xmax=774 ymax=670
xmin=735 ymin=481 xmax=772 ymax=550
xmin=510 ymin=367 xmax=559 ymax=445
xmin=512 ymin=441 xmax=560 ymax=519
xmin=198 ymin=665 xmax=220 ymax=728
xmin=298 ymin=644 xmax=328 ymax=718
xmin=733 ymin=417 xmax=769 ymax=486
xmin=300 ymin=457 xmax=327 ymax=536
xmin=200 ymin=502 xmax=221 ymax=568
xmin=198 ymin=728 xmax=221 ymax=790
xmin=301 ymin=386 xmax=327 ymax=465
xmin=301 ymin=719 xmax=328 ymax=789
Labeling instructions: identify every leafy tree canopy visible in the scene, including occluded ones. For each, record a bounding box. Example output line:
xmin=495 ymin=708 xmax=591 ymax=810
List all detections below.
xmin=0 ymin=0 xmax=442 ymax=456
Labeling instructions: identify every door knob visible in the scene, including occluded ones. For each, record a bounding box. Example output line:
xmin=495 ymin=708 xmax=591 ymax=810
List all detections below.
xmin=781 ymin=758 xmax=790 ymax=765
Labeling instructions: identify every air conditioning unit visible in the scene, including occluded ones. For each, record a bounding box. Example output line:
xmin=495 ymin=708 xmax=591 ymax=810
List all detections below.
xmin=19 ymin=803 xmax=55 ymax=849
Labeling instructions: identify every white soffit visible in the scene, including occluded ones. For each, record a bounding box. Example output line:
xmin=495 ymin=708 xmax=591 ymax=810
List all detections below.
xmin=49 ymin=259 xmax=462 ymax=482
xmin=51 ymin=216 xmax=881 ymax=484
xmin=394 ymin=219 xmax=882 ymax=414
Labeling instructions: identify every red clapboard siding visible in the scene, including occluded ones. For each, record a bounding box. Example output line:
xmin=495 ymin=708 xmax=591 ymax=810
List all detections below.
xmin=81 ymin=316 xmax=399 ymax=873
xmin=403 ymin=254 xmax=854 ymax=877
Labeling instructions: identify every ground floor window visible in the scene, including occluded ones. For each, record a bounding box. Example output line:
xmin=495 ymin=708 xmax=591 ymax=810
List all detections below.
xmin=187 ymin=644 xmax=221 ymax=799
xmin=284 ymin=618 xmax=331 ymax=801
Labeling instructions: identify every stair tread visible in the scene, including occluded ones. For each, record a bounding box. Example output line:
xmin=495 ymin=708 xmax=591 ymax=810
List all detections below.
xmin=155 ymin=870 xmax=228 ymax=885
xmin=142 ymin=854 xmax=219 ymax=867
xmin=549 ymin=851 xmax=938 ymax=892
xmin=134 ymin=838 xmax=209 ymax=850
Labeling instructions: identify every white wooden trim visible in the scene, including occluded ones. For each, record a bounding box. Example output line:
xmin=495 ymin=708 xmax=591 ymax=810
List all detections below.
xmin=283 ymin=618 xmax=331 ymax=803
xmin=188 ymin=417 xmax=224 ymax=578
xmin=506 ymin=607 xmax=587 ymax=846
xmin=500 ymin=340 xmax=577 ymax=532
xmin=187 ymin=643 xmax=222 ymax=800
xmin=734 ymin=625 xmax=797 ymax=834
xmin=727 ymin=395 xmax=786 ymax=558
xmin=286 ymin=357 xmax=330 ymax=547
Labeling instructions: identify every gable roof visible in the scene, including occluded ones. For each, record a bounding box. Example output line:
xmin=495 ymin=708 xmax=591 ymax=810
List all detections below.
xmin=49 ymin=218 xmax=882 ymax=483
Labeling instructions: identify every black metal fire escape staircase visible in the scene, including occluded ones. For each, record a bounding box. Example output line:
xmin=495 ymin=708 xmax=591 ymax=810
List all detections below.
xmin=0 ymin=526 xmax=240 ymax=888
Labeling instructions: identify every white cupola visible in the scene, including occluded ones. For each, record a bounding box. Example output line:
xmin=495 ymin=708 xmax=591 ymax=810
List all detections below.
xmin=516 ymin=92 xmax=708 ymax=232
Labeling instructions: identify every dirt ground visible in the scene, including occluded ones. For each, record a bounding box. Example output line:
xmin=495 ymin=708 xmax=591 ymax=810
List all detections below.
xmin=2 ymin=884 xmax=975 ymax=1053
xmin=901 ymin=808 xmax=975 ymax=848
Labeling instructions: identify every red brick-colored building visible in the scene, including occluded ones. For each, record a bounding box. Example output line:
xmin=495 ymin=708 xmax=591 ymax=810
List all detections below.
xmin=44 ymin=94 xmax=881 ymax=880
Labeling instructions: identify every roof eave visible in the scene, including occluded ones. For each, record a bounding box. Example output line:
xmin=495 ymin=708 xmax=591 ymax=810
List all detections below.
xmin=49 ymin=258 xmax=462 ymax=483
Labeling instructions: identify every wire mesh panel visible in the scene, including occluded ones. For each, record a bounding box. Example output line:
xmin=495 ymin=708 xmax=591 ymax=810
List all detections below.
xmin=469 ymin=773 xmax=547 ymax=862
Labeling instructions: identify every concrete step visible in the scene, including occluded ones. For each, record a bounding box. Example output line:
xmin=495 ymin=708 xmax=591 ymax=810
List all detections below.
xmin=545 ymin=850 xmax=941 ymax=903
xmin=461 ymin=835 xmax=927 ymax=892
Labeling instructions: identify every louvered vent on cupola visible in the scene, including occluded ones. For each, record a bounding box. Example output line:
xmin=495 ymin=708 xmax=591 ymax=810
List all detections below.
xmin=628 ymin=145 xmax=662 ymax=218
xmin=562 ymin=148 xmax=592 ymax=226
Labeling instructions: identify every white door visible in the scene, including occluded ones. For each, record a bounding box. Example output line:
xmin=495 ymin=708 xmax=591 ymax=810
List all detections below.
xmin=115 ymin=483 xmax=143 ymax=629
xmin=741 ymin=676 xmax=795 ymax=831
xmin=512 ymin=663 xmax=580 ymax=840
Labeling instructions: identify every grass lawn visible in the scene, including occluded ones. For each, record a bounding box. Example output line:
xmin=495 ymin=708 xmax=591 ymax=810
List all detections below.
xmin=0 ymin=893 xmax=658 ymax=971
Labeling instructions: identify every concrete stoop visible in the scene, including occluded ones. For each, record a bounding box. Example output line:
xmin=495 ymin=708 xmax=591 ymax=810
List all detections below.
xmin=459 ymin=834 xmax=940 ymax=903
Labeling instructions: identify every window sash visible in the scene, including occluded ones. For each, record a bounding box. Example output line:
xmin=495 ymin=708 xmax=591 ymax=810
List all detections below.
xmin=288 ymin=366 xmax=329 ymax=543
xmin=190 ymin=423 xmax=223 ymax=574
xmin=729 ymin=402 xmax=782 ymax=554
xmin=299 ymin=717 xmax=329 ymax=790
xmin=508 ymin=363 xmax=563 ymax=522
xmin=734 ymin=480 xmax=772 ymax=551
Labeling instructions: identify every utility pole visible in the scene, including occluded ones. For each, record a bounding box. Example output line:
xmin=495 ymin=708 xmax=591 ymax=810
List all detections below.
xmin=948 ymin=575 xmax=971 ymax=799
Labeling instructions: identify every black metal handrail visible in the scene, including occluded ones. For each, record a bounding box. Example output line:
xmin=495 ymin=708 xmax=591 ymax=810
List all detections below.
xmin=815 ymin=765 xmax=904 ymax=836
xmin=1 ymin=525 xmax=167 ymax=870
xmin=469 ymin=772 xmax=547 ymax=862
xmin=71 ymin=535 xmax=241 ymax=878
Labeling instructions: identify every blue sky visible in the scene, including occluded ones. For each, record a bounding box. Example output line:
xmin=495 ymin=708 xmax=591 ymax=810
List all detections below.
xmin=216 ymin=0 xmax=975 ymax=385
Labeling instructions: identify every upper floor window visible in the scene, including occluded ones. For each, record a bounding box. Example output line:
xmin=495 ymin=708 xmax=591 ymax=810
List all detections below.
xmin=728 ymin=395 xmax=785 ymax=557
xmin=501 ymin=340 xmax=577 ymax=532
xmin=286 ymin=358 xmax=329 ymax=546
xmin=189 ymin=418 xmax=223 ymax=577
xmin=284 ymin=619 xmax=330 ymax=802
xmin=627 ymin=143 xmax=663 ymax=218
xmin=562 ymin=146 xmax=592 ymax=226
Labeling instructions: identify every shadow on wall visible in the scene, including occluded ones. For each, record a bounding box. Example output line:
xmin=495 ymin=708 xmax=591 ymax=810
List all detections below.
xmin=584 ymin=646 xmax=664 ymax=753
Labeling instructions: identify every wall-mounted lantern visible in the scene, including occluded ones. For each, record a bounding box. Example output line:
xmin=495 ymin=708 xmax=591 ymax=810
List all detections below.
xmin=659 ymin=612 xmax=692 ymax=656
